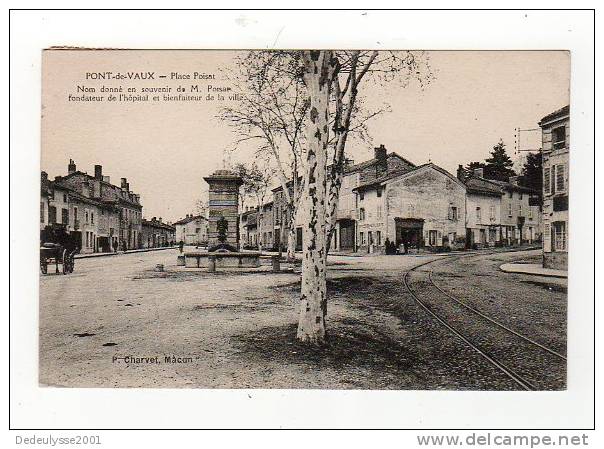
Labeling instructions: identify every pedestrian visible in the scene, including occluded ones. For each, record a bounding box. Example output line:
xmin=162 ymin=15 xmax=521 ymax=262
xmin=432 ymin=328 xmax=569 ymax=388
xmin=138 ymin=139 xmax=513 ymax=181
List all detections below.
xmin=179 ymin=240 xmax=184 ymax=254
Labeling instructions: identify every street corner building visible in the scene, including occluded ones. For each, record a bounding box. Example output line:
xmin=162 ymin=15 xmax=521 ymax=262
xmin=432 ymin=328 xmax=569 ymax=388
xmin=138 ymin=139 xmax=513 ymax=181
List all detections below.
xmin=173 ymin=214 xmax=208 ymax=246
xmin=141 ymin=217 xmax=176 ymax=248
xmin=462 ymin=169 xmax=542 ymax=248
xmin=40 ymin=160 xmax=143 ymax=253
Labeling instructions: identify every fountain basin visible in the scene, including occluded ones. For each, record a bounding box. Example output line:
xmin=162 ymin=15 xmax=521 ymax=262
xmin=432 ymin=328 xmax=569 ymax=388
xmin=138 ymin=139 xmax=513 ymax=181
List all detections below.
xmin=184 ymin=251 xmax=261 ymax=269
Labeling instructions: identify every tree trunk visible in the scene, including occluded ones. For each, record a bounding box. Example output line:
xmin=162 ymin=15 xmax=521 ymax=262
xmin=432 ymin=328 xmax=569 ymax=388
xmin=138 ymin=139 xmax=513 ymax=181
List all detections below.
xmin=297 ymin=50 xmax=336 ymax=344
xmin=286 ymin=206 xmax=297 ymax=262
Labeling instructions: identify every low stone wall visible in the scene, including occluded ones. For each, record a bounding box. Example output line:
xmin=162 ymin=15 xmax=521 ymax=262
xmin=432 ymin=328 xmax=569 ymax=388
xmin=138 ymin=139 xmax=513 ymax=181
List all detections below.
xmin=543 ymin=252 xmax=568 ymax=270
xmin=183 ymin=251 xmax=261 ymax=269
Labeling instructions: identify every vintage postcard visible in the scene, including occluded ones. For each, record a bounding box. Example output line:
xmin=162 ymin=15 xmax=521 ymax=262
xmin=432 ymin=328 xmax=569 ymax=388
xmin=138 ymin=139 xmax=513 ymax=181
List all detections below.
xmin=39 ymin=49 xmax=569 ymax=391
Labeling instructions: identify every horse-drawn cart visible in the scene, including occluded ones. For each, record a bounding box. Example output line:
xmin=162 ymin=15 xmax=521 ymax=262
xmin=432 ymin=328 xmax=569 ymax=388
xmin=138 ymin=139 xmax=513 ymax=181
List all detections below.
xmin=40 ymin=225 xmax=79 ymax=275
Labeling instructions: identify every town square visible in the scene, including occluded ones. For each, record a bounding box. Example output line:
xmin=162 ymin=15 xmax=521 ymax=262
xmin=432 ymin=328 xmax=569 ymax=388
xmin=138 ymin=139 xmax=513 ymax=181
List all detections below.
xmin=38 ymin=49 xmax=569 ymax=390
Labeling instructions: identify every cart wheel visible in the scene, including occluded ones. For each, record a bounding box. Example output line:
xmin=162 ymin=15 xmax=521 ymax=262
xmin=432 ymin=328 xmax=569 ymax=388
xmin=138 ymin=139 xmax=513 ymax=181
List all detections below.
xmin=40 ymin=260 xmax=47 ymax=274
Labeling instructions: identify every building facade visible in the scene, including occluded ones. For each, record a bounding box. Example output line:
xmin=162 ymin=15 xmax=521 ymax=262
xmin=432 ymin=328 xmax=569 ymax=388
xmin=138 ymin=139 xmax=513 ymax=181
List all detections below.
xmin=174 ymin=214 xmax=208 ymax=246
xmin=353 ymin=163 xmax=467 ymax=253
xmin=49 ymin=160 xmax=143 ymax=252
xmin=462 ymin=169 xmax=542 ymax=248
xmin=141 ymin=217 xmax=176 ymax=248
xmin=40 ymin=160 xmax=142 ymax=254
xmin=539 ymin=105 xmax=569 ymax=270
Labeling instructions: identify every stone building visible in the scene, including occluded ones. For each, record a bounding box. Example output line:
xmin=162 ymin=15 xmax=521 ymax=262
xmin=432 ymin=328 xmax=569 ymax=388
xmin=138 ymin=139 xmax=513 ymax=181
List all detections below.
xmin=174 ymin=214 xmax=208 ymax=246
xmin=49 ymin=160 xmax=143 ymax=251
xmin=353 ymin=163 xmax=467 ymax=253
xmin=40 ymin=162 xmax=138 ymax=254
xmin=462 ymin=169 xmax=542 ymax=248
xmin=488 ymin=177 xmax=542 ymax=246
xmin=539 ymin=105 xmax=569 ymax=269
xmin=464 ymin=174 xmax=504 ymax=247
xmin=141 ymin=217 xmax=175 ymax=248
xmin=332 ymin=145 xmax=416 ymax=252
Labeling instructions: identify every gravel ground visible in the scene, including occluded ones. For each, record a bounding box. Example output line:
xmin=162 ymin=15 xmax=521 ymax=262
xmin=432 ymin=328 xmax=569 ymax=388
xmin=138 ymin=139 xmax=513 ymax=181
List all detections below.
xmin=39 ymin=248 xmax=565 ymax=390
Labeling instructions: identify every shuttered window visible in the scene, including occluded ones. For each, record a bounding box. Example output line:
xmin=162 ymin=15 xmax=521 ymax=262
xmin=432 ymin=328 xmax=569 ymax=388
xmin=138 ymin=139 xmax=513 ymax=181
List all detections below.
xmin=544 ymin=166 xmax=551 ymax=195
xmin=556 ymin=164 xmax=565 ymax=192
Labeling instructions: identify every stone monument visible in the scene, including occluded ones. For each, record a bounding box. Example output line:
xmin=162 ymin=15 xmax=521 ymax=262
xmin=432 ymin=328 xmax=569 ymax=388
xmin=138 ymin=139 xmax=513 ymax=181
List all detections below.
xmin=181 ymin=169 xmax=262 ymax=270
xmin=203 ymin=169 xmax=243 ymax=251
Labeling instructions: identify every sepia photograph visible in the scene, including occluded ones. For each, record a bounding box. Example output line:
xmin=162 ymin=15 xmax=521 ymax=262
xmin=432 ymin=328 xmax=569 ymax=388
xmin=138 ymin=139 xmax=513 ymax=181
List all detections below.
xmin=38 ymin=48 xmax=570 ymax=391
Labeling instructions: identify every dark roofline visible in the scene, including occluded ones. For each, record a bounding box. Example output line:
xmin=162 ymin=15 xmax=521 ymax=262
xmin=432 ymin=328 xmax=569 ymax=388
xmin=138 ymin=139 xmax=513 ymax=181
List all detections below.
xmin=352 ymin=163 xmax=463 ymax=193
xmin=345 ymin=151 xmax=416 ymax=174
xmin=538 ymin=105 xmax=569 ymax=126
xmin=173 ymin=215 xmax=207 ymax=225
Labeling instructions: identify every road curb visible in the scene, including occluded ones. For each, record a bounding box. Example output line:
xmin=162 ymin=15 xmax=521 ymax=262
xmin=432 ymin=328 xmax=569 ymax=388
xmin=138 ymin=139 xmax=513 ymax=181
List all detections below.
xmin=499 ymin=262 xmax=567 ymax=278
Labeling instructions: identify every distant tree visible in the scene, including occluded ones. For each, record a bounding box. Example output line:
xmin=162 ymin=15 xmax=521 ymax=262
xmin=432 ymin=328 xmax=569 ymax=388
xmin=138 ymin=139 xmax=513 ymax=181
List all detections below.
xmin=484 ymin=139 xmax=516 ymax=181
xmin=520 ymin=151 xmax=543 ymax=193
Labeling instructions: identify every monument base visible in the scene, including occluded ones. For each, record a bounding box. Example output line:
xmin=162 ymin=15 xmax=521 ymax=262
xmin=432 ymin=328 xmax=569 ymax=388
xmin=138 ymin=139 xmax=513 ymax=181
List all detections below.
xmin=183 ymin=251 xmax=261 ymax=269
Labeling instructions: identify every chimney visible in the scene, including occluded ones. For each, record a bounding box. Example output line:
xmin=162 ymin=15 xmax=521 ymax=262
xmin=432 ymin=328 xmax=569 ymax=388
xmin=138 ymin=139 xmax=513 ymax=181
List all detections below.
xmin=94 ymin=164 xmax=103 ymax=180
xmin=159 ymin=217 xmax=162 ymax=223
xmin=457 ymin=165 xmax=465 ymax=181
xmin=54 ymin=176 xmax=62 ymax=182
xmin=103 ymin=175 xmax=110 ymax=183
xmin=374 ymin=144 xmax=387 ymax=161
xmin=126 ymin=182 xmax=130 ymax=192
xmin=473 ymin=167 xmax=484 ymax=178
xmin=121 ymin=177 xmax=128 ymax=189
xmin=41 ymin=171 xmax=48 ymax=183
xmin=152 ymin=217 xmax=156 ymax=222
xmin=68 ymin=159 xmax=76 ymax=174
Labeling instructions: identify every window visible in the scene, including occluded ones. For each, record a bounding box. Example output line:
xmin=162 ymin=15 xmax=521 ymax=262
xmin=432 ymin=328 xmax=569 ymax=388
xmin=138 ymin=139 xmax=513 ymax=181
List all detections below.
xmin=359 ymin=192 xmax=364 ymax=201
xmin=490 ymin=205 xmax=496 ymax=220
xmin=552 ymin=126 xmax=566 ymax=150
xmin=518 ymin=204 xmax=522 ymax=216
xmin=368 ymin=231 xmax=373 ymax=245
xmin=376 ymin=231 xmax=382 ymax=246
xmin=407 ymin=204 xmax=415 ymax=218
xmin=476 ymin=207 xmax=481 ymax=222
xmin=553 ymin=221 xmax=567 ymax=251
xmin=360 ymin=232 xmax=365 ymax=245
xmin=359 ymin=208 xmax=366 ymax=221
xmin=49 ymin=206 xmax=57 ymax=224
xmin=61 ymin=208 xmax=69 ymax=225
xmin=544 ymin=166 xmax=551 ymax=195
xmin=377 ymin=205 xmax=383 ymax=219
xmin=91 ymin=212 xmax=94 ymax=224
xmin=40 ymin=202 xmax=45 ymax=223
xmin=556 ymin=164 xmax=565 ymax=192
xmin=74 ymin=207 xmax=78 ymax=223
xmin=63 ymin=194 xmax=68 ymax=202
xmin=519 ymin=193 xmax=523 ymax=200
xmin=508 ymin=203 xmax=513 ymax=217
xmin=376 ymin=187 xmax=382 ymax=198
xmin=508 ymin=191 xmax=513 ymax=199
xmin=85 ymin=210 xmax=89 ymax=224
xmin=429 ymin=230 xmax=438 ymax=246
xmin=449 ymin=206 xmax=458 ymax=221
xmin=528 ymin=208 xmax=533 ymax=220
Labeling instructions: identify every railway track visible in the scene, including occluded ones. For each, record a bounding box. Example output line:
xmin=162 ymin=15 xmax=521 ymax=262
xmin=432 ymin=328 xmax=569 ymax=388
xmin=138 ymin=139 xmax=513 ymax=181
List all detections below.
xmin=403 ymin=250 xmax=566 ymax=390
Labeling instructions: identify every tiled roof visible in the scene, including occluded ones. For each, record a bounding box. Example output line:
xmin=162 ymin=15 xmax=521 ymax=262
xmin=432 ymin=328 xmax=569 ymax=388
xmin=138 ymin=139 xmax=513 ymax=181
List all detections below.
xmin=465 ymin=177 xmax=504 ymax=196
xmin=173 ymin=215 xmax=206 ymax=225
xmin=353 ymin=163 xmax=460 ymax=192
xmin=539 ymin=105 xmax=569 ymax=125
xmin=486 ymin=179 xmax=540 ymax=195
xmin=344 ymin=152 xmax=416 ymax=174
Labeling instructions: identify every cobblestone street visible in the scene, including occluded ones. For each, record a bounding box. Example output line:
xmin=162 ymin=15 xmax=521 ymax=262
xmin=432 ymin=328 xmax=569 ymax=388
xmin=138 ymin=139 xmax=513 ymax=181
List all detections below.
xmin=39 ymin=248 xmax=566 ymax=389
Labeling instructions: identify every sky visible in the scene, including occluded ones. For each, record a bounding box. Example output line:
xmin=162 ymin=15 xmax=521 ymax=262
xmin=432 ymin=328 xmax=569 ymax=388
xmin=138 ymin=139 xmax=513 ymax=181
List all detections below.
xmin=42 ymin=50 xmax=569 ymax=223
